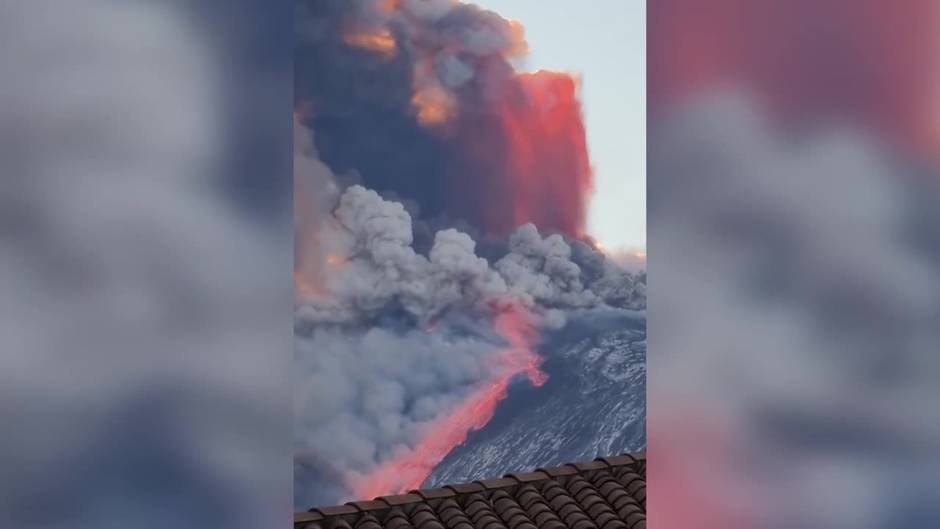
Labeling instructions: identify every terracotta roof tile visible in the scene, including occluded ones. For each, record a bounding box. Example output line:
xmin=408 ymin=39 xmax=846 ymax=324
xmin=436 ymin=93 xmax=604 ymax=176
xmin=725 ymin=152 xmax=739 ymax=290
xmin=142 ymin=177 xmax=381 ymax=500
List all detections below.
xmin=357 ymin=514 xmax=384 ymax=529
xmin=329 ymin=517 xmax=355 ymax=529
xmin=504 ymin=471 xmax=550 ymax=483
xmin=315 ymin=505 xmax=359 ymax=517
xmin=476 ymin=477 xmax=519 ymax=490
xmin=349 ymin=500 xmax=393 ymax=512
xmin=412 ymin=488 xmax=458 ymax=501
xmin=593 ymin=456 xmax=630 ymax=467
xmin=570 ymin=461 xmax=609 ymax=472
xmin=537 ymin=465 xmax=580 ymax=478
xmin=296 ymin=453 xmax=646 ymax=529
xmin=379 ymin=494 xmax=425 ymax=507
xmin=446 ymin=483 xmax=487 ymax=495
xmin=297 ymin=512 xmax=325 ymax=523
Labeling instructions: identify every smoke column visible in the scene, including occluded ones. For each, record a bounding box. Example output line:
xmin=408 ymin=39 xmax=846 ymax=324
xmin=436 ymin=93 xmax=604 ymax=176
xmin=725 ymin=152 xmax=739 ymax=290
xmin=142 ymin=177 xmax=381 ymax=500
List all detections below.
xmin=295 ymin=0 xmax=593 ymax=237
xmin=293 ymin=0 xmax=641 ymax=508
xmin=293 ymin=182 xmax=641 ymax=507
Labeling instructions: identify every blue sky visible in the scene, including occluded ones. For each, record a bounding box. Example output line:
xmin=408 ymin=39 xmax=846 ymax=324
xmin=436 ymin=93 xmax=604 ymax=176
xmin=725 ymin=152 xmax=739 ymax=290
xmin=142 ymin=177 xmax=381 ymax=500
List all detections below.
xmin=472 ymin=0 xmax=646 ymax=250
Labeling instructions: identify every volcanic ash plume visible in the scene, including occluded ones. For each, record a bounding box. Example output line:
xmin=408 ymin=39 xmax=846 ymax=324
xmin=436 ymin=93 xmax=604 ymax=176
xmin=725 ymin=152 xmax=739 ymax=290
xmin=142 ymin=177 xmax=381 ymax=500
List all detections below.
xmin=294 ymin=184 xmax=644 ymax=507
xmin=344 ymin=307 xmax=547 ymax=500
xmin=293 ymin=115 xmax=342 ymax=297
xmin=293 ymin=0 xmax=640 ymax=509
xmin=297 ymin=185 xmax=643 ymax=328
xmin=295 ymin=0 xmax=592 ymax=238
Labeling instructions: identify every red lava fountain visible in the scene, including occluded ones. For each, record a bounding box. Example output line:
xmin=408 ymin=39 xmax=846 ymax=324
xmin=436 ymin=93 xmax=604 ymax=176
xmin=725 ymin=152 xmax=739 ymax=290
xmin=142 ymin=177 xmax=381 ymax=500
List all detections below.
xmin=350 ymin=308 xmax=548 ymax=499
xmin=448 ymin=70 xmax=592 ymax=238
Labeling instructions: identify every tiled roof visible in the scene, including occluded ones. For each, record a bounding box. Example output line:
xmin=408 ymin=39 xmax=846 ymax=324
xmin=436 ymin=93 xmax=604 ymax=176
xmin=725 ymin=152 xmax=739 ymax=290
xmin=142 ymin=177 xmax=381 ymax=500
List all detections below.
xmin=296 ymin=453 xmax=646 ymax=529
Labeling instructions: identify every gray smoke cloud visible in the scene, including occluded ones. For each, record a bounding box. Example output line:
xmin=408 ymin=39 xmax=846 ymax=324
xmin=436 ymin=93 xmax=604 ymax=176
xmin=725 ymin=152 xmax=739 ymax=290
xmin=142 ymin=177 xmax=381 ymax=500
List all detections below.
xmin=1 ymin=1 xmax=293 ymax=527
xmin=648 ymin=92 xmax=940 ymax=529
xmin=498 ymin=225 xmax=647 ymax=311
xmin=294 ymin=136 xmax=645 ymax=508
xmin=294 ymin=321 xmax=506 ymax=506
xmin=296 ymin=184 xmax=645 ymax=327
xmin=295 ymin=1 xmax=592 ymax=239
xmin=293 ymin=2 xmax=641 ymax=497
xmin=295 ymin=185 xmax=507 ymax=326
xmin=294 ymin=116 xmax=343 ymax=287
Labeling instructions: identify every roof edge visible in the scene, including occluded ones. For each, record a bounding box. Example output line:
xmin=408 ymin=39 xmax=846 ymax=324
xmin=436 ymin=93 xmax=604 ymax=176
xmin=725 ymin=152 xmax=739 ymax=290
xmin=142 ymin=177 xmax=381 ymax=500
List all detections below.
xmin=296 ymin=451 xmax=646 ymax=522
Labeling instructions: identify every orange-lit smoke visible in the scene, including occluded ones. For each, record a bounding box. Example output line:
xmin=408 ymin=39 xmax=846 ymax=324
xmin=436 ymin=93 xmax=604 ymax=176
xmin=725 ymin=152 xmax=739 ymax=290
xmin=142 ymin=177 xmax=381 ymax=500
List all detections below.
xmin=594 ymin=241 xmax=647 ymax=269
xmin=294 ymin=111 xmax=329 ymax=300
xmin=296 ymin=2 xmax=594 ymax=502
xmin=300 ymin=2 xmax=594 ymax=238
xmin=294 ymin=270 xmax=321 ymax=299
xmin=343 ymin=29 xmax=398 ymax=58
xmin=649 ymin=0 xmax=940 ymax=159
xmin=406 ymin=14 xmax=525 ymax=131
xmin=412 ymin=88 xmax=454 ymax=126
xmin=448 ymin=70 xmax=592 ymax=237
xmin=350 ymin=307 xmax=547 ymax=499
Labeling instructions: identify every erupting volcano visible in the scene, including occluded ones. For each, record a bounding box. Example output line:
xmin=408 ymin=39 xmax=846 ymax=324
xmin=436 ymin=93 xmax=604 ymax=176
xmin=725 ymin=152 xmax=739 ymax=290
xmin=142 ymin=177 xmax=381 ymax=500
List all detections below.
xmin=292 ymin=0 xmax=643 ymax=509
xmin=350 ymin=308 xmax=547 ymax=498
xmin=295 ymin=0 xmax=593 ymax=239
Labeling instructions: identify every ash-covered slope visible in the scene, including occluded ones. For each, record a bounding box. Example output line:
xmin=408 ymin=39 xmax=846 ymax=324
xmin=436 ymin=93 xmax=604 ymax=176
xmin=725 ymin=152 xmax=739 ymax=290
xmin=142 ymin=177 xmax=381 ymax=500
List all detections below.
xmin=424 ymin=309 xmax=646 ymax=486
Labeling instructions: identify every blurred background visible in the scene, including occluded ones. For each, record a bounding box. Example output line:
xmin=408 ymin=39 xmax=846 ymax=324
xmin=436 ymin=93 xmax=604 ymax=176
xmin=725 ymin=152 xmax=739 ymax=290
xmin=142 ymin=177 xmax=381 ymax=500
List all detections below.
xmin=647 ymin=1 xmax=940 ymax=527
xmin=0 ymin=1 xmax=293 ymax=527
xmin=4 ymin=1 xmax=940 ymax=527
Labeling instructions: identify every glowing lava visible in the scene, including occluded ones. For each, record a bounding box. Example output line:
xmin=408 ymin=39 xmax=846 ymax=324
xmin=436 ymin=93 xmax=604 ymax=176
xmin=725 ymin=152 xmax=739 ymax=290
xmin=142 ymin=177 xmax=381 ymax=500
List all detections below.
xmin=349 ymin=307 xmax=547 ymax=499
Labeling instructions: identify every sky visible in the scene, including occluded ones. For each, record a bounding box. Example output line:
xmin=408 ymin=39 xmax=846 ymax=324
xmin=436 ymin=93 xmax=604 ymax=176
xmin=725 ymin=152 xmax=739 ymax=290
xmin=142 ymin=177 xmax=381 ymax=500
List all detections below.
xmin=472 ymin=0 xmax=647 ymax=250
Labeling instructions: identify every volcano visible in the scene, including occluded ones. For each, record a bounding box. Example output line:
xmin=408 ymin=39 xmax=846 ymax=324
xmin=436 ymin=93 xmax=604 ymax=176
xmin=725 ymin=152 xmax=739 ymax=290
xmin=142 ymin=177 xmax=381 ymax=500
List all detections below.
xmin=426 ymin=310 xmax=646 ymax=488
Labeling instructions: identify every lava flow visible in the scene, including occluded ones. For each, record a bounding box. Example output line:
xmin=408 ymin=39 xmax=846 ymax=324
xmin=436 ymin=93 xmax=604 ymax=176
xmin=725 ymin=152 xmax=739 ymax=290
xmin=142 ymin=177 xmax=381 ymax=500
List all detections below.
xmin=350 ymin=308 xmax=548 ymax=499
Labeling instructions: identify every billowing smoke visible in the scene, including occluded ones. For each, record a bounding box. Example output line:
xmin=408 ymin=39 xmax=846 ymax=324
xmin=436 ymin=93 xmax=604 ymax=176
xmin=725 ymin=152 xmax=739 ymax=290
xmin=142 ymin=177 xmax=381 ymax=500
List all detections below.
xmin=294 ymin=320 xmax=507 ymax=504
xmin=293 ymin=181 xmax=643 ymax=506
xmin=294 ymin=162 xmax=641 ymax=508
xmin=648 ymin=93 xmax=940 ymax=528
xmin=293 ymin=0 xmax=643 ymax=509
xmin=295 ymin=0 xmax=592 ymax=238
xmin=294 ymin=115 xmax=343 ymax=296
xmin=297 ymin=184 xmax=642 ymax=328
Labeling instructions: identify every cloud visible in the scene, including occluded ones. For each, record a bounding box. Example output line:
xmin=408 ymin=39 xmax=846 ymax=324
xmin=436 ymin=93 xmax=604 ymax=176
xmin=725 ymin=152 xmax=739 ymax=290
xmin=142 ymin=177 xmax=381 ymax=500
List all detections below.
xmin=649 ymin=92 xmax=940 ymax=528
xmin=294 ymin=182 xmax=645 ymax=506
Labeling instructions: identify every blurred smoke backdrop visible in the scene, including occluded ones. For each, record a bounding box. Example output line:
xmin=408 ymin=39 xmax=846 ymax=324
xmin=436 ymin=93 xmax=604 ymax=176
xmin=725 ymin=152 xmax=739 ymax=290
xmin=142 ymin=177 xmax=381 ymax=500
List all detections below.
xmin=0 ymin=1 xmax=293 ymax=528
xmin=6 ymin=1 xmax=940 ymax=527
xmin=292 ymin=0 xmax=646 ymax=508
xmin=648 ymin=1 xmax=940 ymax=528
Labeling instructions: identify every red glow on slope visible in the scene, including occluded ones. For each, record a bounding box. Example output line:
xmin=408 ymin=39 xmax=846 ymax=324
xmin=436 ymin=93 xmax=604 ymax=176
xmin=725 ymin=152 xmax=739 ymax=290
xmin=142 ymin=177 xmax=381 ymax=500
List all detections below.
xmin=350 ymin=308 xmax=547 ymax=499
xmin=448 ymin=70 xmax=592 ymax=238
